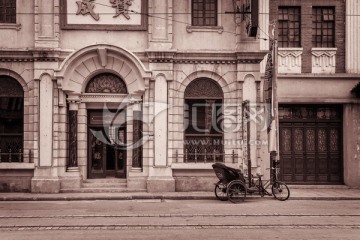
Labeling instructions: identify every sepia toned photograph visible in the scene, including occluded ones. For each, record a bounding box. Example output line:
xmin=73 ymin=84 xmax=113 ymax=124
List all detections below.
xmin=0 ymin=0 xmax=359 ymax=239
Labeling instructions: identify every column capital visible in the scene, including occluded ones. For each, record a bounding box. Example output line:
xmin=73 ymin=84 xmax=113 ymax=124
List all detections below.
xmin=132 ymin=102 xmax=142 ymax=112
xmin=130 ymin=95 xmax=142 ymax=111
xmin=67 ymin=96 xmax=81 ymax=111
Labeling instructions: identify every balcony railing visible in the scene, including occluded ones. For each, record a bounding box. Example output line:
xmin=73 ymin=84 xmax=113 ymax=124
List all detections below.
xmin=0 ymin=149 xmax=32 ymax=163
xmin=174 ymin=150 xmax=238 ymax=164
xmin=0 ymin=134 xmax=32 ymax=163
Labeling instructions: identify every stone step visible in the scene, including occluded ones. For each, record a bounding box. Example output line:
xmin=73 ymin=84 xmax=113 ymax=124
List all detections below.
xmin=61 ymin=178 xmax=143 ymax=193
xmin=82 ymin=182 xmax=127 ymax=188
xmin=82 ymin=178 xmax=127 ymax=188
xmin=83 ymin=178 xmax=127 ymax=183
xmin=60 ymin=188 xmax=146 ymax=193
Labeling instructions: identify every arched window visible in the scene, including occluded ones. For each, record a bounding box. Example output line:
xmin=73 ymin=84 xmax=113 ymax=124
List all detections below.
xmin=0 ymin=76 xmax=24 ymax=162
xmin=184 ymin=78 xmax=223 ymax=162
xmin=85 ymin=73 xmax=127 ymax=94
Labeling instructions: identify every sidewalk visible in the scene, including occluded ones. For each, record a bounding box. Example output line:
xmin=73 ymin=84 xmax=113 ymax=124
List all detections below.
xmin=0 ymin=186 xmax=359 ymax=201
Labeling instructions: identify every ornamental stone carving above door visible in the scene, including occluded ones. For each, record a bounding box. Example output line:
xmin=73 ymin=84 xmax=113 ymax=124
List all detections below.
xmin=85 ymin=73 xmax=127 ymax=94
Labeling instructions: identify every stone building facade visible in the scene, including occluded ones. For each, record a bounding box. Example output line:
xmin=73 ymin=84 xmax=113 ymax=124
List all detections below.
xmin=0 ymin=0 xmax=359 ymax=193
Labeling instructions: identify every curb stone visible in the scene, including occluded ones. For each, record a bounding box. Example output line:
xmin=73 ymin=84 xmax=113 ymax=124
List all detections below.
xmin=0 ymin=194 xmax=360 ymax=201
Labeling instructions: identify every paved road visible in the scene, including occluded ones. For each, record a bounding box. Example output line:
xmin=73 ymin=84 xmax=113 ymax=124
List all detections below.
xmin=0 ymin=199 xmax=359 ymax=239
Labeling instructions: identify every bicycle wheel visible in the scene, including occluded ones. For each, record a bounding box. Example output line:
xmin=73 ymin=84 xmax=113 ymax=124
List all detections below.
xmin=271 ymin=181 xmax=290 ymax=201
xmin=226 ymin=181 xmax=246 ymax=203
xmin=214 ymin=181 xmax=228 ymax=201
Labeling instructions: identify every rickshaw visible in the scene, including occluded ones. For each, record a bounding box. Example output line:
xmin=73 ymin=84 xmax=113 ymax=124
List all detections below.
xmin=212 ymin=162 xmax=290 ymax=203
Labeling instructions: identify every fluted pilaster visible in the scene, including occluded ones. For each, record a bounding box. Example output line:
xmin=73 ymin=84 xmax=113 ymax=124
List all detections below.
xmin=346 ymin=0 xmax=360 ymax=73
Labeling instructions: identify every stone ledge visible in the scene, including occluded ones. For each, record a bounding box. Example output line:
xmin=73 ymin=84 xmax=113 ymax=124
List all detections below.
xmin=171 ymin=163 xmax=238 ymax=170
xmin=0 ymin=163 xmax=35 ymax=169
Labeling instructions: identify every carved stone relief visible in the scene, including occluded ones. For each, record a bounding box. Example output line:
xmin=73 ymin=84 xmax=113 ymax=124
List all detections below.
xmin=85 ymin=73 xmax=127 ymax=94
xmin=278 ymin=48 xmax=303 ymax=74
xmin=311 ymin=48 xmax=337 ymax=74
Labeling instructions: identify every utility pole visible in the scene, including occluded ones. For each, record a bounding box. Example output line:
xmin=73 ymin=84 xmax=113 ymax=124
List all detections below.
xmin=269 ymin=21 xmax=280 ymax=180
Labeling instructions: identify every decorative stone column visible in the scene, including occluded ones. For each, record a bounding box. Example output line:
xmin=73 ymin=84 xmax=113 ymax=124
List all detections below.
xmin=132 ymin=102 xmax=143 ymax=170
xmin=67 ymin=96 xmax=80 ymax=172
xmin=127 ymin=96 xmax=147 ymax=190
xmin=146 ymin=74 xmax=175 ymax=192
xmin=346 ymin=0 xmax=360 ymax=73
xmin=31 ymin=74 xmax=61 ymax=193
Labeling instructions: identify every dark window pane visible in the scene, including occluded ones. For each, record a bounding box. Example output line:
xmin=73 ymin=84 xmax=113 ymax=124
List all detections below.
xmin=192 ymin=0 xmax=217 ymax=26
xmin=0 ymin=76 xmax=24 ymax=163
xmin=312 ymin=7 xmax=335 ymax=47
xmin=0 ymin=0 xmax=16 ymax=23
xmin=278 ymin=6 xmax=301 ymax=47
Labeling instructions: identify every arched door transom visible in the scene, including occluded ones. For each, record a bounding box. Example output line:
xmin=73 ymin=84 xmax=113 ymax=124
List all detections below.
xmin=85 ymin=73 xmax=127 ymax=94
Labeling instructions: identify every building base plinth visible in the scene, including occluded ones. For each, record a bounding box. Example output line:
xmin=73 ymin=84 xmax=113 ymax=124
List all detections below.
xmin=175 ymin=176 xmax=217 ymax=192
xmin=127 ymin=177 xmax=147 ymax=190
xmin=60 ymin=176 xmax=82 ymax=190
xmin=31 ymin=178 xmax=60 ymax=193
xmin=146 ymin=177 xmax=175 ymax=192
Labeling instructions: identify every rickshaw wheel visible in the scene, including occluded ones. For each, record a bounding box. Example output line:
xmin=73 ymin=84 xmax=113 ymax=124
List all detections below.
xmin=226 ymin=181 xmax=246 ymax=203
xmin=272 ymin=181 xmax=290 ymax=201
xmin=214 ymin=181 xmax=228 ymax=201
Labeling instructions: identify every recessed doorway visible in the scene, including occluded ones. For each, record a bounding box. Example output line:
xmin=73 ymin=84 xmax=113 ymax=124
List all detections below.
xmin=87 ymin=110 xmax=127 ymax=178
xmin=279 ymin=105 xmax=343 ymax=184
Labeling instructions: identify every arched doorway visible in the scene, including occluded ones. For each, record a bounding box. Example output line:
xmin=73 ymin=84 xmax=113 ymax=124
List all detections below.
xmin=0 ymin=76 xmax=24 ymax=162
xmin=184 ymin=78 xmax=224 ymax=162
xmin=86 ymin=73 xmax=128 ymax=178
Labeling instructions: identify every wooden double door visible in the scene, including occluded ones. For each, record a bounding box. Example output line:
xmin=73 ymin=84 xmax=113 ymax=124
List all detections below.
xmin=88 ymin=110 xmax=127 ymax=179
xmin=279 ymin=105 xmax=343 ymax=184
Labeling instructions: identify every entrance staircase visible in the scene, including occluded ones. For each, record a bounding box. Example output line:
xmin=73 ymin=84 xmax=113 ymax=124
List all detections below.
xmin=60 ymin=178 xmax=146 ymax=193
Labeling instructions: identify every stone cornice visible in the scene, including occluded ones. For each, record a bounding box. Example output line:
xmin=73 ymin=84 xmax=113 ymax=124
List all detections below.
xmin=235 ymin=51 xmax=268 ymax=64
xmin=145 ymin=51 xmax=267 ymax=64
xmin=0 ymin=49 xmax=63 ymax=62
xmin=1 ymin=49 xmax=268 ymax=65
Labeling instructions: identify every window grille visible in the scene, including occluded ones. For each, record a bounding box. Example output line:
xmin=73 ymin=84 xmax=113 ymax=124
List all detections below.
xmin=184 ymin=78 xmax=224 ymax=163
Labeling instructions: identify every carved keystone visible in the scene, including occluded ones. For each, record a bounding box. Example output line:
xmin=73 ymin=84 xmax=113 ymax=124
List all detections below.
xmin=97 ymin=48 xmax=108 ymax=67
